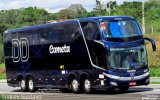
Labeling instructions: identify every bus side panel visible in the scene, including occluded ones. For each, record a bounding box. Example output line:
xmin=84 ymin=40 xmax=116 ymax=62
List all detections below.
xmin=4 ymin=21 xmax=93 ymax=88
xmin=26 ymin=42 xmax=91 ymax=88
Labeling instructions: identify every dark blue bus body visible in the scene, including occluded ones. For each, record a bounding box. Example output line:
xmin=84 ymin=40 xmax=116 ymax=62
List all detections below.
xmin=3 ymin=16 xmax=156 ymax=93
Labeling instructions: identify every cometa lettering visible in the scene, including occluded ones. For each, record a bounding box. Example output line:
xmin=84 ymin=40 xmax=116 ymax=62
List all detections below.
xmin=49 ymin=45 xmax=70 ymax=54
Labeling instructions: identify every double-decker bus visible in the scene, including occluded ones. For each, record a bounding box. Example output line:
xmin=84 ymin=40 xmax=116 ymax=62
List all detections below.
xmin=3 ymin=16 xmax=156 ymax=93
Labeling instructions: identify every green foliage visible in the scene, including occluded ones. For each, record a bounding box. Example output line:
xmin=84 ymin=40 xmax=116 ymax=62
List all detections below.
xmin=68 ymin=4 xmax=88 ymax=18
xmin=58 ymin=4 xmax=88 ymax=19
xmin=145 ymin=1 xmax=160 ymax=34
xmin=58 ymin=9 xmax=77 ymax=19
xmin=0 ymin=63 xmax=5 ymax=79
xmin=150 ymin=82 xmax=160 ymax=84
xmin=0 ymin=73 xmax=6 ymax=79
xmin=21 ymin=7 xmax=48 ymax=24
xmin=0 ymin=45 xmax=4 ymax=64
xmin=0 ymin=24 xmax=6 ymax=64
xmin=92 ymin=0 xmax=107 ymax=16
xmin=0 ymin=64 xmax=5 ymax=68
xmin=115 ymin=2 xmax=142 ymax=19
xmin=150 ymin=68 xmax=160 ymax=77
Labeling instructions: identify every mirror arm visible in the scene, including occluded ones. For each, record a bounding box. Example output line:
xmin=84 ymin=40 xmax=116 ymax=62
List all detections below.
xmin=144 ymin=37 xmax=156 ymax=51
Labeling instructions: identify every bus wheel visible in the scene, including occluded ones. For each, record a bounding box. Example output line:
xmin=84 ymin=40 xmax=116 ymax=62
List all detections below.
xmin=27 ymin=77 xmax=36 ymax=92
xmin=83 ymin=78 xmax=92 ymax=94
xmin=71 ymin=78 xmax=80 ymax=94
xmin=20 ymin=79 xmax=27 ymax=92
xmin=118 ymin=86 xmax=129 ymax=92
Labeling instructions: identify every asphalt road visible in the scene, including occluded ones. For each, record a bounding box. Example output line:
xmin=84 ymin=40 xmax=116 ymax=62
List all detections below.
xmin=0 ymin=81 xmax=160 ymax=100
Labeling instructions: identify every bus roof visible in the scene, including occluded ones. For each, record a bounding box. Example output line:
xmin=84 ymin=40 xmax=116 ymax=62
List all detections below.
xmin=79 ymin=16 xmax=133 ymax=21
xmin=4 ymin=16 xmax=133 ymax=34
xmin=4 ymin=20 xmax=77 ymax=34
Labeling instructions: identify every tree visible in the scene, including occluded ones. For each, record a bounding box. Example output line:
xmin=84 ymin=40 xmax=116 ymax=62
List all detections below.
xmin=22 ymin=7 xmax=48 ymax=24
xmin=145 ymin=0 xmax=160 ymax=33
xmin=68 ymin=4 xmax=87 ymax=18
xmin=106 ymin=1 xmax=117 ymax=15
xmin=58 ymin=9 xmax=77 ymax=19
xmin=115 ymin=2 xmax=142 ymax=19
xmin=57 ymin=4 xmax=88 ymax=19
xmin=0 ymin=24 xmax=7 ymax=42
xmin=92 ymin=0 xmax=107 ymax=16
xmin=48 ymin=13 xmax=59 ymax=20
xmin=0 ymin=24 xmax=7 ymax=63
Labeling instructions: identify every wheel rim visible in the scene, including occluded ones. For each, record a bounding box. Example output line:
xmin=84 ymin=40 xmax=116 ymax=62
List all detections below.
xmin=72 ymin=79 xmax=79 ymax=91
xmin=29 ymin=79 xmax=34 ymax=90
xmin=84 ymin=79 xmax=91 ymax=92
xmin=21 ymin=80 xmax=26 ymax=89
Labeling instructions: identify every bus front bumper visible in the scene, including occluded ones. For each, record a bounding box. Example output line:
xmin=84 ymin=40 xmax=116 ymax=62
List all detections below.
xmin=93 ymin=72 xmax=150 ymax=89
xmin=107 ymin=72 xmax=150 ymax=87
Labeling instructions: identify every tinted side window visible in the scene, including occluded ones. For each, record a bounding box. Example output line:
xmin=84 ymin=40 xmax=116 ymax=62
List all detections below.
xmin=48 ymin=22 xmax=81 ymax=43
xmin=12 ymin=32 xmax=19 ymax=39
xmin=64 ymin=23 xmax=81 ymax=42
xmin=4 ymin=32 xmax=12 ymax=47
xmin=16 ymin=31 xmax=39 ymax=45
xmin=81 ymin=22 xmax=101 ymax=40
xmin=28 ymin=31 xmax=39 ymax=45
xmin=48 ymin=25 xmax=64 ymax=43
xmin=40 ymin=28 xmax=49 ymax=44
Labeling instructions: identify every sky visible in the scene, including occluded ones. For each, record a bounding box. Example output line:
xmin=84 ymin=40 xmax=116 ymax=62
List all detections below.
xmin=0 ymin=0 xmax=146 ymax=13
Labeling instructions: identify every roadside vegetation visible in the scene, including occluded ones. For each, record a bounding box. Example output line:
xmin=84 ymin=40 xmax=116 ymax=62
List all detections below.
xmin=0 ymin=64 xmax=5 ymax=79
xmin=0 ymin=0 xmax=160 ymax=78
xmin=150 ymin=68 xmax=160 ymax=77
xmin=150 ymin=82 xmax=160 ymax=84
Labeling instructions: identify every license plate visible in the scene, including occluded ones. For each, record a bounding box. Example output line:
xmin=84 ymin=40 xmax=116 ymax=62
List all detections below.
xmin=129 ymin=82 xmax=137 ymax=86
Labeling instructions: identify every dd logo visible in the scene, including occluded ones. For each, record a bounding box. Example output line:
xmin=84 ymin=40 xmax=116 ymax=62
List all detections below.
xmin=12 ymin=38 xmax=29 ymax=62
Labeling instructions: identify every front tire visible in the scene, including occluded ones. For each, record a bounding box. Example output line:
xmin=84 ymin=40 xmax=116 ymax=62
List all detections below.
xmin=27 ymin=77 xmax=36 ymax=92
xmin=83 ymin=78 xmax=92 ymax=94
xmin=71 ymin=78 xmax=80 ymax=94
xmin=20 ymin=79 xmax=27 ymax=92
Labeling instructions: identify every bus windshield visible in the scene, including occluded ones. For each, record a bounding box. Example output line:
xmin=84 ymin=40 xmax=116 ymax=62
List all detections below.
xmin=108 ymin=45 xmax=147 ymax=70
xmin=100 ymin=19 xmax=142 ymax=38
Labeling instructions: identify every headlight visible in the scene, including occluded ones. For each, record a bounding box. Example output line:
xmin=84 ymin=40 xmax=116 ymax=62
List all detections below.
xmin=103 ymin=73 xmax=120 ymax=79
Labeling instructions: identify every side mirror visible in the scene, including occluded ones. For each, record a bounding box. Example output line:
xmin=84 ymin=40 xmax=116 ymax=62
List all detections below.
xmin=144 ymin=37 xmax=156 ymax=51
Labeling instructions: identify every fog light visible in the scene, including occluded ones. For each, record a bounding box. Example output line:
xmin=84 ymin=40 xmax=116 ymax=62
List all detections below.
xmin=110 ymin=81 xmax=117 ymax=86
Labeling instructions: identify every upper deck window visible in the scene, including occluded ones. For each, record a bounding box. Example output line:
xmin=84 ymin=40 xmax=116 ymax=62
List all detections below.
xmin=100 ymin=19 xmax=142 ymax=38
xmin=81 ymin=22 xmax=101 ymax=40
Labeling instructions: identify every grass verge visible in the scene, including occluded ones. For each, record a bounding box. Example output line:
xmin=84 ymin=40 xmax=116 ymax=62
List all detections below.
xmin=150 ymin=82 xmax=160 ymax=84
xmin=0 ymin=63 xmax=5 ymax=79
xmin=0 ymin=64 xmax=4 ymax=68
xmin=0 ymin=73 xmax=6 ymax=79
xmin=149 ymin=67 xmax=160 ymax=77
